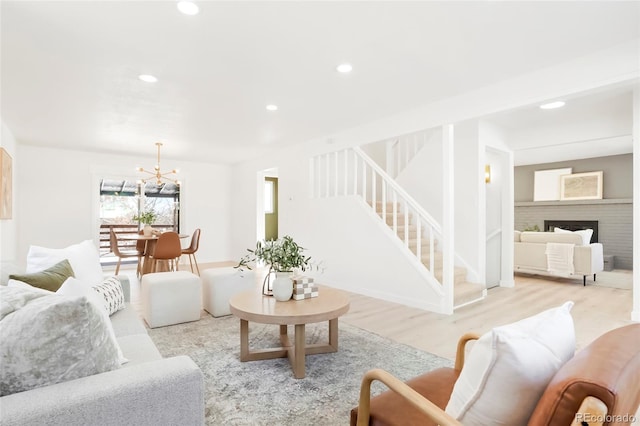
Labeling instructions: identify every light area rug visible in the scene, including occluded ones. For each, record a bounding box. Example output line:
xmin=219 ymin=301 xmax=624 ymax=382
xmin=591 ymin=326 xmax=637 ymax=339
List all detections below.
xmin=148 ymin=313 xmax=452 ymax=426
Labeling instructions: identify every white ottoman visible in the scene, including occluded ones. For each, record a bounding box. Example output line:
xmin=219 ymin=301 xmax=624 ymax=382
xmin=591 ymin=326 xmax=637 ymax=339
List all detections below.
xmin=141 ymin=271 xmax=202 ymax=328
xmin=202 ymin=267 xmax=256 ymax=317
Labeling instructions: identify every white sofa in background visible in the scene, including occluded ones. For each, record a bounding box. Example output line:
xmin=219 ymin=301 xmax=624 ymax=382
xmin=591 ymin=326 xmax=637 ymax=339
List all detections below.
xmin=514 ymin=231 xmax=604 ymax=286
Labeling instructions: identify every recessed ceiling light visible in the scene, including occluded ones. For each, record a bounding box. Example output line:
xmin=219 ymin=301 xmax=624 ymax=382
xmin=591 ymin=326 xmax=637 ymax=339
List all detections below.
xmin=336 ymin=63 xmax=353 ymax=73
xmin=177 ymin=1 xmax=199 ymax=15
xmin=138 ymin=74 xmax=158 ymax=83
xmin=539 ymin=101 xmax=565 ymax=110
xmin=266 ymin=104 xmax=278 ymax=111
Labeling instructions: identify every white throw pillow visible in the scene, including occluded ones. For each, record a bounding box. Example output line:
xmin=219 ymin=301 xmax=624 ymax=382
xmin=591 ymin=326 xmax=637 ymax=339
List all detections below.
xmin=445 ymin=301 xmax=575 ymax=425
xmin=7 ymin=279 xmax=52 ymax=293
xmin=26 ymin=240 xmax=104 ymax=286
xmin=0 ymin=285 xmax=121 ymax=396
xmin=554 ymin=227 xmax=593 ymax=245
xmin=57 ymin=277 xmax=128 ymax=365
xmin=92 ymin=276 xmax=125 ymax=315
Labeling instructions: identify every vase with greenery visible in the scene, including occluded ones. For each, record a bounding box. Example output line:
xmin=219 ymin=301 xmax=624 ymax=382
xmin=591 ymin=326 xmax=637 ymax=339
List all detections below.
xmin=236 ymin=235 xmax=313 ymax=298
xmin=132 ymin=211 xmax=158 ymax=236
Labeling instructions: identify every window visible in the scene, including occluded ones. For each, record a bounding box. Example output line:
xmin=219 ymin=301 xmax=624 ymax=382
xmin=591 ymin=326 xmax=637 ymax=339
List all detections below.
xmin=264 ymin=180 xmax=274 ymax=214
xmin=99 ymin=179 xmax=180 ymax=259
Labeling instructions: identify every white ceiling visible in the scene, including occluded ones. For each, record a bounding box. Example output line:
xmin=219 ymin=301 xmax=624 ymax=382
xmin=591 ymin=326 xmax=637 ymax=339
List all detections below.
xmin=486 ymin=83 xmax=636 ymax=165
xmin=2 ymin=1 xmax=639 ymax=164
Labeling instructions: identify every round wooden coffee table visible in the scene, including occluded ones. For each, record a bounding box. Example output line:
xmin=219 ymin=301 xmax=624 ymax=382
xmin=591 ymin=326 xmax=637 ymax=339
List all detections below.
xmin=229 ymin=286 xmax=350 ymax=379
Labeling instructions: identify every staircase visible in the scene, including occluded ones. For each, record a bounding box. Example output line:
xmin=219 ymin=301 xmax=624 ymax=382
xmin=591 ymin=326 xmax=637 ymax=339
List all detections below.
xmin=372 ymin=201 xmax=484 ymax=308
xmin=310 ymin=133 xmax=485 ymax=313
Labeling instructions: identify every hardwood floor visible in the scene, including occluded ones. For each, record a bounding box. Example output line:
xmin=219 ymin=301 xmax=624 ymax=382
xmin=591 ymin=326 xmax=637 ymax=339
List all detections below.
xmin=341 ymin=273 xmax=634 ymax=359
xmin=114 ymin=262 xmax=635 ymax=361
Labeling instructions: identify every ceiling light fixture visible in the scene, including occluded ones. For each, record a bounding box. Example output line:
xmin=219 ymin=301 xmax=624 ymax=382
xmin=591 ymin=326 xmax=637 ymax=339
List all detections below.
xmin=138 ymin=74 xmax=158 ymax=83
xmin=336 ymin=63 xmax=353 ymax=73
xmin=177 ymin=1 xmax=199 ymax=15
xmin=137 ymin=142 xmax=180 ymax=185
xmin=266 ymin=104 xmax=278 ymax=111
xmin=539 ymin=101 xmax=565 ymax=110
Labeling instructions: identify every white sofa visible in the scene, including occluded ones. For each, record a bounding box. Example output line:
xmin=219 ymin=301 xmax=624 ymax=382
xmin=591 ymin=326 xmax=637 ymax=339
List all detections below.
xmin=514 ymin=231 xmax=604 ymax=286
xmin=0 ymin=276 xmax=205 ymax=426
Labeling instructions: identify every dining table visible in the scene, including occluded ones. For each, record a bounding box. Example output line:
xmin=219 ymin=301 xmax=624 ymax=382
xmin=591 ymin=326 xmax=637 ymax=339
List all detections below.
xmin=119 ymin=232 xmax=190 ymax=275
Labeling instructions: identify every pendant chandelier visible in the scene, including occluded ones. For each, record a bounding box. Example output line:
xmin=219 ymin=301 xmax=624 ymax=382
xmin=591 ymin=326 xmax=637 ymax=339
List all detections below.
xmin=137 ymin=142 xmax=180 ymax=185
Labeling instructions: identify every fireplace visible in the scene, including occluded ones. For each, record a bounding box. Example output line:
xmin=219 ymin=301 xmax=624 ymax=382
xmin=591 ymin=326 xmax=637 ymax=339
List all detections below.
xmin=544 ymin=220 xmax=599 ymax=243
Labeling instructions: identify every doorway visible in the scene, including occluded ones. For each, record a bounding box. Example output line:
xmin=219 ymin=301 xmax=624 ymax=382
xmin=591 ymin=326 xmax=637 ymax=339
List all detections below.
xmin=264 ymin=177 xmax=278 ymax=241
xmin=485 ymin=148 xmax=510 ymax=288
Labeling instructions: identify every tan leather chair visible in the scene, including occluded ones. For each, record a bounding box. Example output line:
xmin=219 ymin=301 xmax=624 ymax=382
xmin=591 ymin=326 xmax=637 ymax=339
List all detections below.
xmin=109 ymin=228 xmax=143 ymax=275
xmin=181 ymin=228 xmax=201 ymax=276
xmin=352 ymin=324 xmax=640 ymax=426
xmin=150 ymin=232 xmax=182 ymax=273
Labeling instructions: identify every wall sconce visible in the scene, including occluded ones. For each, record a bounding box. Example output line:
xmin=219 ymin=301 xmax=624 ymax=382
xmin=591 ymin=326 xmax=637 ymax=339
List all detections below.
xmin=485 ymin=165 xmax=491 ymax=183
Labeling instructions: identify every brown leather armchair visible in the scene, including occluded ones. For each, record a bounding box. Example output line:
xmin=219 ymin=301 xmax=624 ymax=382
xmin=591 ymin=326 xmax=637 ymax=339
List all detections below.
xmin=352 ymin=324 xmax=640 ymax=426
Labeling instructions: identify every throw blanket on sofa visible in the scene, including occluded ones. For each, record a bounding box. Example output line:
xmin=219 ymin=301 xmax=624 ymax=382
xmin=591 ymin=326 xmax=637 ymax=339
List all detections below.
xmin=545 ymin=243 xmax=575 ymax=276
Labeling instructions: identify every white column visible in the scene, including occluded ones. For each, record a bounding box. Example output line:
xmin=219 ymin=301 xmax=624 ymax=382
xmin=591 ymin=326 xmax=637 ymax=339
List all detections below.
xmin=442 ymin=124 xmax=455 ymax=314
xmin=632 ymin=85 xmax=640 ymax=322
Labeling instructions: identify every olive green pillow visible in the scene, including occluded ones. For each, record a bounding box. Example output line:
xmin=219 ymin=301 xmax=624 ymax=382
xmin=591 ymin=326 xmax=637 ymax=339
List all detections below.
xmin=9 ymin=259 xmax=75 ymax=292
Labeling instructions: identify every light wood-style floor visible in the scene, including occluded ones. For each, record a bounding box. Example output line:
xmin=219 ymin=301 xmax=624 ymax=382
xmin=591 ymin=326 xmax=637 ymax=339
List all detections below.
xmin=112 ymin=262 xmax=635 ymax=361
xmin=341 ymin=273 xmax=635 ymax=359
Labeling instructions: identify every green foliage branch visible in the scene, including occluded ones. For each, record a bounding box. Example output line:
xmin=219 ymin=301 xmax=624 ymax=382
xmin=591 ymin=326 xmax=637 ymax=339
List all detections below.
xmin=132 ymin=210 xmax=158 ymax=225
xmin=236 ymin=235 xmax=312 ymax=274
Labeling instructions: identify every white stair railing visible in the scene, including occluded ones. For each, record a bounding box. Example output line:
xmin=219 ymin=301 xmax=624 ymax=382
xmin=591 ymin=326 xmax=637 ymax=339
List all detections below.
xmin=310 ymin=147 xmax=443 ymax=285
xmin=385 ymin=128 xmax=432 ymax=178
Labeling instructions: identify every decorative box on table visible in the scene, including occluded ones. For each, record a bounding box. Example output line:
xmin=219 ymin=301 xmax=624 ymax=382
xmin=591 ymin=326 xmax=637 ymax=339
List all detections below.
xmin=292 ymin=277 xmax=318 ymax=300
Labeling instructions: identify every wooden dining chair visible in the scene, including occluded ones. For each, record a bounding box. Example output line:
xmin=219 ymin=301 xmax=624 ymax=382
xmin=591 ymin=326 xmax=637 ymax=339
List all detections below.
xmin=181 ymin=228 xmax=201 ymax=276
xmin=150 ymin=231 xmax=182 ymax=273
xmin=136 ymin=229 xmax=147 ymax=254
xmin=110 ymin=228 xmax=143 ymax=276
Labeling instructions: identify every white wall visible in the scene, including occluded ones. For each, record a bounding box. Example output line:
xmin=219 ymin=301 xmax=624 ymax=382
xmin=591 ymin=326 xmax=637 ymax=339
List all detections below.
xmin=396 ymin=129 xmax=443 ymax=224
xmin=296 ymin=196 xmax=442 ymax=311
xmin=360 ymin=140 xmax=386 ymax=170
xmin=0 ymin=120 xmax=18 ymax=277
xmin=452 ymin=121 xmax=482 ymax=280
xmin=15 ymin=145 xmax=233 ymax=267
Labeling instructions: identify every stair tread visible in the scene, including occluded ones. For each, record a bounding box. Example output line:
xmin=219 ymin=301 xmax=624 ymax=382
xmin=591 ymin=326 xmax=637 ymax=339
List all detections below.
xmin=369 ymin=192 xmax=484 ymax=309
